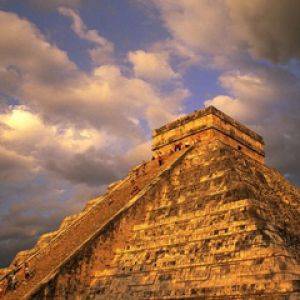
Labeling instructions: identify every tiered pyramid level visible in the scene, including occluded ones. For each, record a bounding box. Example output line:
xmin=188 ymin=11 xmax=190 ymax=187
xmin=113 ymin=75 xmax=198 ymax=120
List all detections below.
xmin=0 ymin=106 xmax=299 ymax=299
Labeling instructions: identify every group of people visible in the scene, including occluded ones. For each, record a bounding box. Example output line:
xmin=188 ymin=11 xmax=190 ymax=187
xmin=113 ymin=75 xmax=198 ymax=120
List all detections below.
xmin=154 ymin=140 xmax=192 ymax=167
xmin=129 ymin=139 xmax=193 ymax=196
xmin=130 ymin=178 xmax=140 ymax=196
xmin=174 ymin=142 xmax=183 ymax=152
xmin=175 ymin=141 xmax=191 ymax=151
xmin=130 ymin=160 xmax=148 ymax=196
xmin=151 ymin=152 xmax=164 ymax=166
xmin=0 ymin=262 xmax=32 ymax=295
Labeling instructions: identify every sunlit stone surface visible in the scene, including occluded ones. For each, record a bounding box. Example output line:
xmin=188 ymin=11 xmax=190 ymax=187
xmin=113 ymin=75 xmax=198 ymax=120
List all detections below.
xmin=1 ymin=106 xmax=299 ymax=300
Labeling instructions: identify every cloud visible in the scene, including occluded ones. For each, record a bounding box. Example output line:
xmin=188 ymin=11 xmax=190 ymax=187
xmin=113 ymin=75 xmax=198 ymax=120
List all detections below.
xmin=147 ymin=0 xmax=237 ymax=66
xmin=0 ymin=10 xmax=78 ymax=93
xmin=46 ymin=149 xmax=119 ymax=187
xmin=0 ymin=10 xmax=190 ymax=267
xmin=128 ymin=50 xmax=178 ymax=81
xmin=227 ymin=0 xmax=300 ymax=63
xmin=145 ymin=0 xmax=300 ymax=187
xmin=204 ymin=66 xmax=300 ymax=185
xmin=0 ymin=146 xmax=36 ymax=183
xmin=205 ymin=95 xmax=248 ymax=120
xmin=0 ymin=106 xmax=155 ymax=268
xmin=21 ymin=63 xmax=187 ymax=137
xmin=30 ymin=0 xmax=81 ymax=11
xmin=0 ymin=11 xmax=188 ymax=137
xmin=58 ymin=7 xmax=114 ymax=65
xmin=148 ymin=0 xmax=300 ymax=64
xmin=0 ymin=181 xmax=99 ymax=267
xmin=0 ymin=107 xmax=109 ymax=184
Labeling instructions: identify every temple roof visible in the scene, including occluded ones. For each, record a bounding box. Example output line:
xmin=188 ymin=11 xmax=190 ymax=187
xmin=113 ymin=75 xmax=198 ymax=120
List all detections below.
xmin=152 ymin=105 xmax=264 ymax=144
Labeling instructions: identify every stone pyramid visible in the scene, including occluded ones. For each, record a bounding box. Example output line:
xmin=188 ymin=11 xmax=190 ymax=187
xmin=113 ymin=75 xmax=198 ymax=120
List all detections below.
xmin=1 ymin=106 xmax=300 ymax=300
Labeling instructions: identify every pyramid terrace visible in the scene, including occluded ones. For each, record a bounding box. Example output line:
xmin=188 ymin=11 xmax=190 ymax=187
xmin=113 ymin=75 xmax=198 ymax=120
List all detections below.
xmin=152 ymin=106 xmax=265 ymax=163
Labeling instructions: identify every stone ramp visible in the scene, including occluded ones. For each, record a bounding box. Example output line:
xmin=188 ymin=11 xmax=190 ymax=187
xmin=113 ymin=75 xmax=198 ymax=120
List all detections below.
xmin=0 ymin=147 xmax=192 ymax=300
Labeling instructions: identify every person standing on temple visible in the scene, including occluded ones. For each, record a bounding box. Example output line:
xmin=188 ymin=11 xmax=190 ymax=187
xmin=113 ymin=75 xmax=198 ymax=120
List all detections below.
xmin=7 ymin=272 xmax=17 ymax=290
xmin=158 ymin=153 xmax=163 ymax=166
xmin=141 ymin=160 xmax=146 ymax=175
xmin=24 ymin=262 xmax=30 ymax=280
xmin=178 ymin=142 xmax=183 ymax=150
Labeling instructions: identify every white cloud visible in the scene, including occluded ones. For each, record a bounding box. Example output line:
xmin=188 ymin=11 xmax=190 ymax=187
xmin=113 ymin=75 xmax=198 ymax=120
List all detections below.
xmin=146 ymin=0 xmax=300 ymax=67
xmin=128 ymin=50 xmax=178 ymax=82
xmin=0 ymin=11 xmax=188 ymax=138
xmin=204 ymin=95 xmax=247 ymax=120
xmin=58 ymin=7 xmax=114 ymax=65
xmin=204 ymin=66 xmax=300 ymax=186
xmin=0 ymin=107 xmax=106 ymax=155
xmin=147 ymin=0 xmax=237 ymax=66
xmin=0 ymin=10 xmax=190 ymax=267
xmin=146 ymin=0 xmax=300 ymax=182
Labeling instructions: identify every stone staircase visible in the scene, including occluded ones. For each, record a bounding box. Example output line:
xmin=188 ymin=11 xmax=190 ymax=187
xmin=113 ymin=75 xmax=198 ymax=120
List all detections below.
xmin=1 ymin=140 xmax=300 ymax=299
xmin=83 ymin=141 xmax=300 ymax=299
xmin=0 ymin=147 xmax=192 ymax=300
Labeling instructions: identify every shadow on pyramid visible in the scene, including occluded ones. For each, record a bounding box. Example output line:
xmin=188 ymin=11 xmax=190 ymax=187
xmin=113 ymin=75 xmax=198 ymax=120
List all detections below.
xmin=1 ymin=106 xmax=300 ymax=300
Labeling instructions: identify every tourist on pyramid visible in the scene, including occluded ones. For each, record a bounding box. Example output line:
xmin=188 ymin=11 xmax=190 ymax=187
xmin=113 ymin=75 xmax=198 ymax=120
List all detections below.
xmin=24 ymin=262 xmax=30 ymax=280
xmin=141 ymin=160 xmax=146 ymax=175
xmin=0 ymin=279 xmax=6 ymax=296
xmin=7 ymin=272 xmax=17 ymax=290
xmin=158 ymin=153 xmax=163 ymax=166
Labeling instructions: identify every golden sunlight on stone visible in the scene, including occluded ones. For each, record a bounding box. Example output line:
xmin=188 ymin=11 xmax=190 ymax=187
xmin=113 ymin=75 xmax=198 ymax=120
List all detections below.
xmin=0 ymin=106 xmax=299 ymax=300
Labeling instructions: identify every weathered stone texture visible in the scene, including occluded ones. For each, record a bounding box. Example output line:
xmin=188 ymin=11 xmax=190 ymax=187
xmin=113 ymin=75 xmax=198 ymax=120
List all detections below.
xmin=1 ymin=106 xmax=299 ymax=300
xmin=27 ymin=141 xmax=300 ymax=300
xmin=152 ymin=106 xmax=265 ymax=163
xmin=85 ymin=142 xmax=300 ymax=300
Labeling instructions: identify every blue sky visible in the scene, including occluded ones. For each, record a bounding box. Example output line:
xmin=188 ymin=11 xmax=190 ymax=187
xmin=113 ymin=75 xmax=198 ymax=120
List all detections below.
xmin=0 ymin=0 xmax=300 ymax=267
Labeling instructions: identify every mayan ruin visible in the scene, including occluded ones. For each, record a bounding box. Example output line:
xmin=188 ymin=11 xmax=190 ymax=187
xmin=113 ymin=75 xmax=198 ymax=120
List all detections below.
xmin=0 ymin=105 xmax=300 ymax=300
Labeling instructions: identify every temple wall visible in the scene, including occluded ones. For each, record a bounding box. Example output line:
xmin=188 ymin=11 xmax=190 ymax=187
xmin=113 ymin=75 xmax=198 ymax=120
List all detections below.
xmin=153 ymin=126 xmax=264 ymax=164
xmin=153 ymin=113 xmax=262 ymax=149
xmin=7 ymin=141 xmax=300 ymax=300
xmin=3 ymin=106 xmax=300 ymax=300
xmin=32 ymin=141 xmax=300 ymax=300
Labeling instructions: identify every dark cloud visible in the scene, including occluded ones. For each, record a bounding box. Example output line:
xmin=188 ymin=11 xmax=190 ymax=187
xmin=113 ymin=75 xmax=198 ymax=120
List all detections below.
xmin=0 ymin=178 xmax=101 ymax=268
xmin=0 ymin=147 xmax=34 ymax=182
xmin=263 ymin=109 xmax=300 ymax=186
xmin=205 ymin=63 xmax=300 ymax=186
xmin=228 ymin=0 xmax=300 ymax=63
xmin=149 ymin=0 xmax=300 ymax=188
xmin=0 ymin=237 xmax=37 ymax=267
xmin=45 ymin=149 xmax=121 ymax=187
xmin=150 ymin=0 xmax=300 ymax=64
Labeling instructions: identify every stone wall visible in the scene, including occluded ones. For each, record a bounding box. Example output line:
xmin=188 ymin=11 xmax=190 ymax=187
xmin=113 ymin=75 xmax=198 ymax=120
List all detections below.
xmin=2 ymin=108 xmax=299 ymax=300
xmin=153 ymin=106 xmax=263 ymax=143
xmin=29 ymin=141 xmax=300 ymax=299
xmin=1 ymin=148 xmax=190 ymax=300
xmin=152 ymin=106 xmax=265 ymax=164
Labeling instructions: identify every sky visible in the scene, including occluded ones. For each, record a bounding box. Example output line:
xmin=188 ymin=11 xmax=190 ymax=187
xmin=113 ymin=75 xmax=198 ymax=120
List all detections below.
xmin=0 ymin=0 xmax=300 ymax=267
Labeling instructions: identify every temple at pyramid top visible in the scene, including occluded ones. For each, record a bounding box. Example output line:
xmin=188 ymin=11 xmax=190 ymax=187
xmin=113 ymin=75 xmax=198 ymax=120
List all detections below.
xmin=152 ymin=105 xmax=265 ymax=163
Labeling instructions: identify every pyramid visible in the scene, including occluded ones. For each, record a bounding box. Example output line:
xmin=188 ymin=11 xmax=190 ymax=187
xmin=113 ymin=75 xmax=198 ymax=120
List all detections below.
xmin=1 ymin=106 xmax=300 ymax=300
